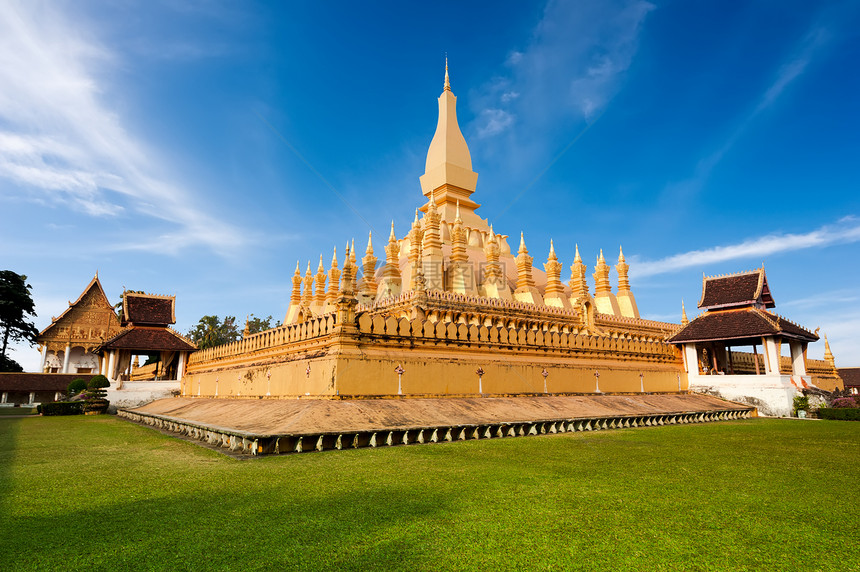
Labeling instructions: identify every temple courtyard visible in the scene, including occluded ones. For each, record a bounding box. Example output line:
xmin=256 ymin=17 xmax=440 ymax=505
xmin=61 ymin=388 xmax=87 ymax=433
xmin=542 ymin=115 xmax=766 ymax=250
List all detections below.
xmin=1 ymin=415 xmax=857 ymax=571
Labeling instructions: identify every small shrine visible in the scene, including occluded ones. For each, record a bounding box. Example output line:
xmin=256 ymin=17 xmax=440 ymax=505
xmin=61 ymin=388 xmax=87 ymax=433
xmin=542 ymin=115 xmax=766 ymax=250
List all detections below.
xmin=668 ymin=268 xmax=837 ymax=415
xmin=94 ymin=292 xmax=197 ymax=384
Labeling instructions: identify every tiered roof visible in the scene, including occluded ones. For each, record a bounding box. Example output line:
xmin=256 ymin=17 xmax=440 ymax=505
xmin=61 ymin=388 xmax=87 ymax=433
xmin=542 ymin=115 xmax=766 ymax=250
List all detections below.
xmin=96 ymin=327 xmax=196 ymax=352
xmin=698 ymin=268 xmax=774 ymax=309
xmin=122 ymin=293 xmax=175 ymax=326
xmin=670 ymin=267 xmax=817 ymax=345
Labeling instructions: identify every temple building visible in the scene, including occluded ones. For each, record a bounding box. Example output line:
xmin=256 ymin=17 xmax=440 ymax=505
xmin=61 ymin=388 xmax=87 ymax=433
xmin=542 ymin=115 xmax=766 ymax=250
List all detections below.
xmin=181 ymin=64 xmax=686 ymax=400
xmin=36 ymin=275 xmax=123 ymax=374
xmin=669 ymin=268 xmax=841 ymax=416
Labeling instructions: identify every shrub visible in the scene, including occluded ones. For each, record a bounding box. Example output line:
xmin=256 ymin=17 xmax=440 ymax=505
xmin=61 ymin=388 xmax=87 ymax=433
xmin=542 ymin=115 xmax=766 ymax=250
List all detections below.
xmin=832 ymin=396 xmax=860 ymax=409
xmin=40 ymin=401 xmax=84 ymax=416
xmin=67 ymin=378 xmax=88 ymax=396
xmin=87 ymin=375 xmax=111 ymax=400
xmin=818 ymin=408 xmax=860 ymax=421
xmin=793 ymin=395 xmax=809 ymax=412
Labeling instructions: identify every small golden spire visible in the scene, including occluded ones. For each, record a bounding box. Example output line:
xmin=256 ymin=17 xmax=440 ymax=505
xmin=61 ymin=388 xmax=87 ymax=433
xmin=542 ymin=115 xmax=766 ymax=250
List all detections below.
xmin=389 ymin=221 xmax=396 ymax=242
xmin=599 ymin=249 xmax=605 ymax=263
xmin=331 ymin=246 xmax=338 ymax=267
xmin=412 ymin=209 xmax=421 ymax=228
xmin=518 ymin=231 xmax=527 ymax=254
xmin=455 ymin=199 xmax=461 ymax=223
xmin=444 ymin=55 xmax=450 ymax=91
xmin=548 ymin=239 xmax=557 ymax=260
xmin=365 ymin=231 xmax=373 ymax=255
xmin=824 ymin=334 xmax=835 ymax=368
xmin=350 ymin=238 xmax=356 ymax=263
xmin=574 ymin=244 xmax=582 ymax=263
xmin=317 ymin=254 xmax=324 ymax=272
xmin=294 ymin=260 xmax=301 ymax=276
xmin=681 ymin=300 xmax=689 ymax=326
xmin=618 ymin=245 xmax=625 ymax=263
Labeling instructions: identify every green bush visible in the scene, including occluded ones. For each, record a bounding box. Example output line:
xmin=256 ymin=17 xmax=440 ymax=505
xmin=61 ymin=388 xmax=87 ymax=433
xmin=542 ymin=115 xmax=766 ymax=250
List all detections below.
xmin=818 ymin=408 xmax=860 ymax=421
xmin=67 ymin=378 xmax=88 ymax=396
xmin=40 ymin=402 xmax=84 ymax=416
xmin=793 ymin=395 xmax=809 ymax=413
xmin=87 ymin=375 xmax=110 ymax=400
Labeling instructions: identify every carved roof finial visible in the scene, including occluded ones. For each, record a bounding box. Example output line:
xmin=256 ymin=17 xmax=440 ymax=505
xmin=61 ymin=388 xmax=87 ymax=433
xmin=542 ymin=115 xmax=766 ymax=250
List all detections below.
xmin=681 ymin=300 xmax=689 ymax=326
xmin=824 ymin=333 xmax=835 ymax=367
xmin=444 ymin=55 xmax=450 ymax=92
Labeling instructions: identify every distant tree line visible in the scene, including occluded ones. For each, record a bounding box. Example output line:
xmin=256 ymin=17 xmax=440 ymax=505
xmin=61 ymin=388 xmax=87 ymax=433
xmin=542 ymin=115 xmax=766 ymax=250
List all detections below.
xmin=186 ymin=314 xmax=280 ymax=350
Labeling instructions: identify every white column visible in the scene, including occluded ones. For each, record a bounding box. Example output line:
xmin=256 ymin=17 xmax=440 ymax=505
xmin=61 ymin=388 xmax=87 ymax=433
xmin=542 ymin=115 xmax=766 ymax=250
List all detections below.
xmin=54 ymin=392 xmax=61 ymax=401
xmin=176 ymin=352 xmax=186 ymax=383
xmin=683 ymin=344 xmax=699 ymax=375
xmin=107 ymin=350 xmax=117 ymax=382
xmin=62 ymin=345 xmax=71 ymax=374
xmin=763 ymin=337 xmax=781 ymax=375
xmin=789 ymin=341 xmax=806 ymax=376
xmin=39 ymin=346 xmax=48 ymax=372
xmin=28 ymin=392 xmax=35 ymax=404
xmin=1 ymin=392 xmax=7 ymax=403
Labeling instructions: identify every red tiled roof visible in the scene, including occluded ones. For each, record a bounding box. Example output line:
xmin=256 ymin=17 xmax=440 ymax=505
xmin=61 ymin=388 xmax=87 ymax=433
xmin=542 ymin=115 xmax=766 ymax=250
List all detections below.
xmin=698 ymin=269 xmax=775 ymax=310
xmin=0 ymin=373 xmax=83 ymax=392
xmin=97 ymin=327 xmax=196 ymax=352
xmin=668 ymin=307 xmax=818 ymax=344
xmin=838 ymin=368 xmax=860 ymax=388
xmin=123 ymin=294 xmax=175 ymax=326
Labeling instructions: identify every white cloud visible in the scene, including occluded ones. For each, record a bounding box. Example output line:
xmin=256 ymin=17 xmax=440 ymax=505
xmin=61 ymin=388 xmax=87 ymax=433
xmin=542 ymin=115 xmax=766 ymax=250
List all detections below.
xmin=476 ymin=109 xmax=515 ymax=138
xmin=467 ymin=0 xmax=654 ymax=166
xmin=632 ymin=216 xmax=860 ymax=278
xmin=664 ymin=25 xmax=830 ymax=199
xmin=0 ymin=1 xmax=244 ymax=255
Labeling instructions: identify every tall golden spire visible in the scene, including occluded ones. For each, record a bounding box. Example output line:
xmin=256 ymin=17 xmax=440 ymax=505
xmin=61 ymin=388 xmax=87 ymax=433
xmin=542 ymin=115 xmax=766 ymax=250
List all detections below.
xmin=419 ymin=58 xmax=479 ymax=210
xmin=544 ymin=240 xmax=564 ymax=298
xmin=569 ymin=244 xmax=589 ymax=303
xmin=616 ymin=246 xmax=630 ymax=293
xmin=361 ymin=231 xmax=378 ymax=297
xmin=314 ymin=254 xmax=326 ymax=306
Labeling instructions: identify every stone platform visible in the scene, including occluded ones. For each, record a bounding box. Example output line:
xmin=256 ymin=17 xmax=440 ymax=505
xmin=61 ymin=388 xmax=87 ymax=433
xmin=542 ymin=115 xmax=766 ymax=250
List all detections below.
xmin=119 ymin=394 xmax=754 ymax=456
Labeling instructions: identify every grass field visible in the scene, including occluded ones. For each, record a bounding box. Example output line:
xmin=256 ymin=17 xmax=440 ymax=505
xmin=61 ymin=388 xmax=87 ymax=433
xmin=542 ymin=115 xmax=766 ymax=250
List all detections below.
xmin=1 ymin=416 xmax=857 ymax=571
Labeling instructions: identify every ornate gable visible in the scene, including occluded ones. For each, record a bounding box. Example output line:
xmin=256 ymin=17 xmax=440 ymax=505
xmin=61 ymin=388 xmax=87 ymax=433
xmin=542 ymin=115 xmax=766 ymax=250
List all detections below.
xmin=37 ymin=275 xmax=122 ymax=350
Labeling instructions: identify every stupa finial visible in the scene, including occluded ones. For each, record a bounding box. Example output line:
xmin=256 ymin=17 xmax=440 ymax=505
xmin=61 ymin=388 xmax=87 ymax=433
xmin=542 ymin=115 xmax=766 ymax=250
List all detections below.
xmin=444 ymin=55 xmax=450 ymax=91
xmin=618 ymin=245 xmax=625 ymax=263
xmin=518 ymin=231 xmax=527 ymax=255
xmin=365 ymin=231 xmax=374 ymax=255
xmin=389 ymin=221 xmax=396 ymax=242
xmin=681 ymin=300 xmax=689 ymax=326
xmin=574 ymin=244 xmax=582 ymax=263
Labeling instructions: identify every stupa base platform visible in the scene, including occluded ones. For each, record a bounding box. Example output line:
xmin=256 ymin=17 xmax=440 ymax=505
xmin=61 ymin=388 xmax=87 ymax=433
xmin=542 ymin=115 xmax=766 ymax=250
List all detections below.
xmin=118 ymin=394 xmax=754 ymax=456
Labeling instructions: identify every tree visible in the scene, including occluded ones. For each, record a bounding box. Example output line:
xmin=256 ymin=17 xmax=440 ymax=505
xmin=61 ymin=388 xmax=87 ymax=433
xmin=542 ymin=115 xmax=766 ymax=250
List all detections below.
xmin=0 ymin=271 xmax=39 ymax=372
xmin=246 ymin=314 xmax=281 ymax=335
xmin=187 ymin=315 xmax=240 ymax=350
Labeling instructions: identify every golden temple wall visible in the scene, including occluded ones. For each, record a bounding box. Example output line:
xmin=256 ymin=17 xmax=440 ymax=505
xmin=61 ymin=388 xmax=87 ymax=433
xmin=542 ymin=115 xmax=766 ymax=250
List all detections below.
xmin=184 ymin=308 xmax=687 ymax=398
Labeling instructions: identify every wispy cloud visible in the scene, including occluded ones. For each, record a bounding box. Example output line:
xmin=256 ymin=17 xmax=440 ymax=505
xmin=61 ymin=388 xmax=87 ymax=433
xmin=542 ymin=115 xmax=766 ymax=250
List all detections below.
xmin=665 ymin=25 xmax=830 ymax=199
xmin=469 ymin=0 xmax=654 ymax=140
xmin=0 ymin=1 xmax=244 ymax=255
xmin=632 ymin=216 xmax=860 ymax=278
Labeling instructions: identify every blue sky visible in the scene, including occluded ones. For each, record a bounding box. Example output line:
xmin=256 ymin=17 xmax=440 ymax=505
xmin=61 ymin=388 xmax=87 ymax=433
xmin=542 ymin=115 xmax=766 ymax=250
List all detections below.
xmin=2 ymin=0 xmax=859 ymax=370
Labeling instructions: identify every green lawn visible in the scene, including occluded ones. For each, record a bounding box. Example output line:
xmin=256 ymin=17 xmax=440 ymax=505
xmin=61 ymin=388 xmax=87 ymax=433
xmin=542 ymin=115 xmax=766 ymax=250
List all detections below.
xmin=0 ymin=416 xmax=857 ymax=571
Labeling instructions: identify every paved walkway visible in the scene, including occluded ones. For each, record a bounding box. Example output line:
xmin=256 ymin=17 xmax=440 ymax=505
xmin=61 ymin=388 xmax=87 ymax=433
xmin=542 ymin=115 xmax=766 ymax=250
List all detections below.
xmin=130 ymin=394 xmax=749 ymax=436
